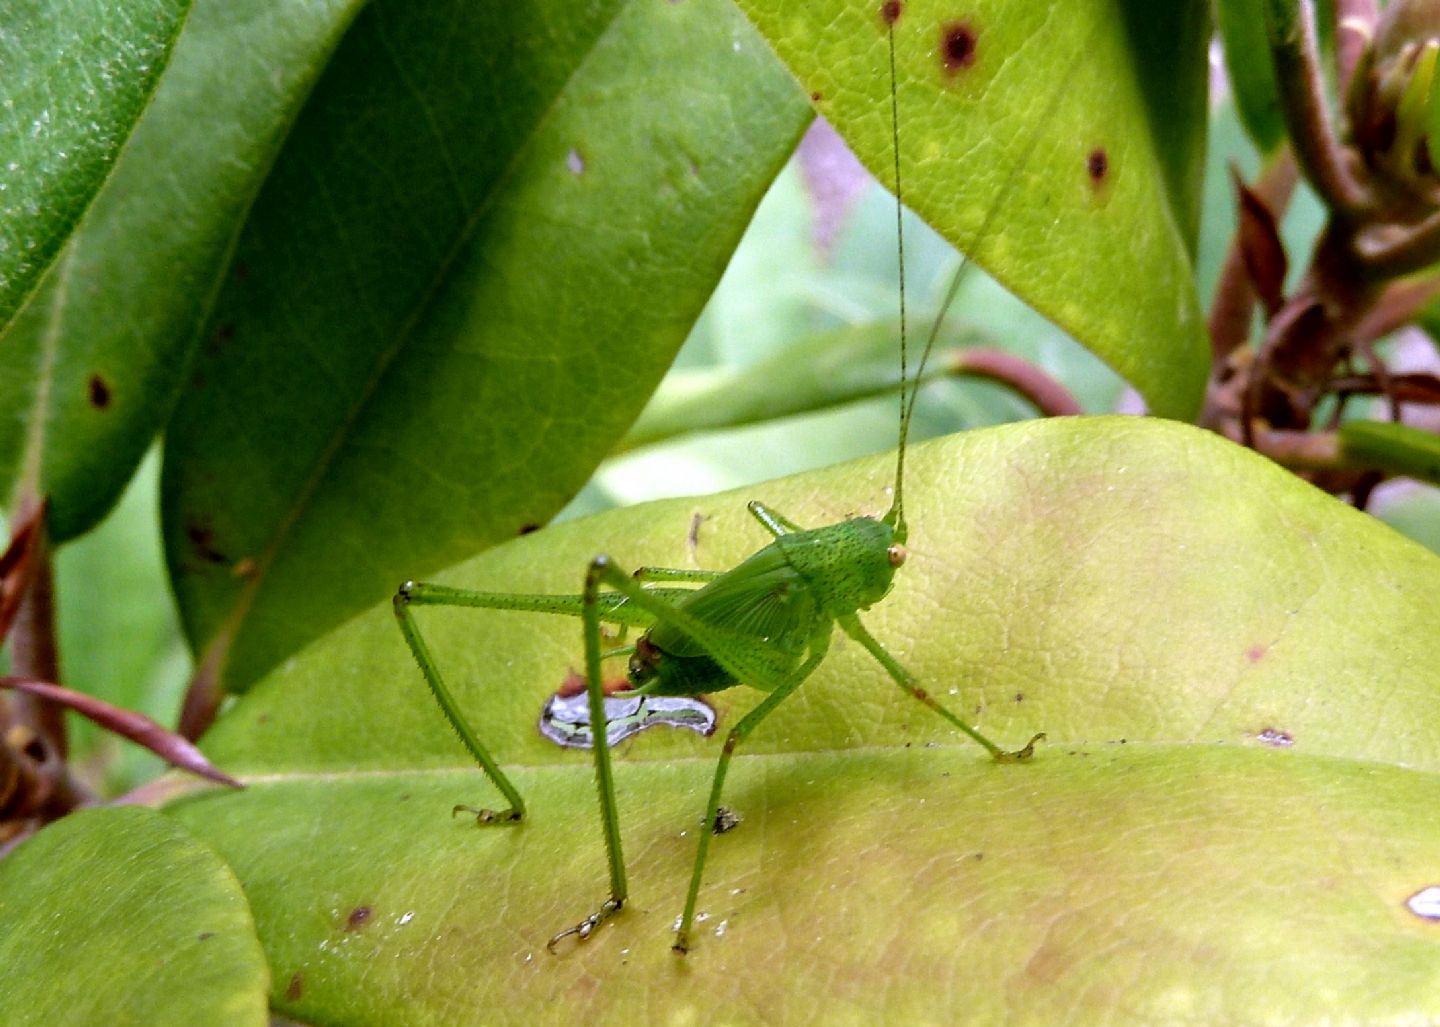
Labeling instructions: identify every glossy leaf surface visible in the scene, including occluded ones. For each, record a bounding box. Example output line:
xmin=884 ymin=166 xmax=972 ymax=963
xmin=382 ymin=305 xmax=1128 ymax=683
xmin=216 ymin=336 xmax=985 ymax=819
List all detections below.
xmin=170 ymin=418 xmax=1440 ymax=1024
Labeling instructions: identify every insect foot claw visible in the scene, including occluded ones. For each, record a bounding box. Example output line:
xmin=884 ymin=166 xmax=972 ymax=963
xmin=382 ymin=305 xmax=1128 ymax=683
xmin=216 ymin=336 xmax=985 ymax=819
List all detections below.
xmin=994 ymin=732 xmax=1046 ymax=763
xmin=451 ymin=804 xmax=522 ymax=825
xmin=546 ymin=898 xmax=624 ymax=955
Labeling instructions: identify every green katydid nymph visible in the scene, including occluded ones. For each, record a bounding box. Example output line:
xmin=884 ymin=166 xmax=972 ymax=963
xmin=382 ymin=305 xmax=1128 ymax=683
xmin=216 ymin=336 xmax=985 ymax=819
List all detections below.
xmin=392 ymin=3 xmax=1043 ymax=956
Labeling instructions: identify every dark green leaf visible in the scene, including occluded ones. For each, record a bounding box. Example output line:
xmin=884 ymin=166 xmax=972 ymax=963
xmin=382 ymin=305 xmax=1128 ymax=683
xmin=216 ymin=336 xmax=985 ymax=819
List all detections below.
xmin=0 ymin=0 xmax=191 ymax=332
xmin=0 ymin=0 xmax=364 ymax=541
xmin=161 ymin=0 xmax=812 ymax=692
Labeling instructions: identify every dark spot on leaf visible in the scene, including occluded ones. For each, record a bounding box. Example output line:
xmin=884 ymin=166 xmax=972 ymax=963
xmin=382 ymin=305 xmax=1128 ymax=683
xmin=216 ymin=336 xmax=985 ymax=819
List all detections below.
xmin=972 ymin=852 xmax=984 ymax=861
xmin=87 ymin=375 xmax=110 ymax=409
xmin=519 ymin=522 xmax=540 ymax=536
xmin=941 ymin=22 xmax=978 ymax=74
xmin=880 ymin=0 xmax=902 ymax=24
xmin=712 ymin=806 xmax=742 ymax=835
xmin=197 ymin=931 xmax=214 ymax=942
xmin=185 ymin=522 xmax=228 ymax=565
xmin=688 ymin=512 xmax=709 ymax=552
xmin=1087 ymin=147 xmax=1108 ymax=183
xmin=285 ymin=973 xmax=303 ymax=1001
xmin=1256 ymin=727 xmax=1294 ymax=747
xmin=1013 ymin=692 xmax=1024 ymax=703
xmin=346 ymin=906 xmax=373 ymax=931
xmin=810 ymin=90 xmax=823 ymax=102
xmin=207 ymin=323 xmax=236 ymax=354
xmin=232 ymin=261 xmax=249 ymax=283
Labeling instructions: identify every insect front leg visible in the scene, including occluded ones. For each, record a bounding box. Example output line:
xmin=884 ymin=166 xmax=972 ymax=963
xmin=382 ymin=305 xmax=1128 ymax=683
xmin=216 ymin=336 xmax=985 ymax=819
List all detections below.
xmin=837 ymin=613 xmax=1044 ymax=762
xmin=392 ymin=582 xmax=527 ymax=824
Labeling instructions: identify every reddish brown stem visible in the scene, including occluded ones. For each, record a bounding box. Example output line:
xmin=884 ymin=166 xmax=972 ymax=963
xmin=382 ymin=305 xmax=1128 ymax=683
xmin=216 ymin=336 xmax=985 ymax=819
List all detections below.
xmin=8 ymin=516 xmax=65 ymax=759
xmin=1267 ymin=0 xmax=1373 ymax=215
xmin=947 ymin=348 xmax=1083 ymax=416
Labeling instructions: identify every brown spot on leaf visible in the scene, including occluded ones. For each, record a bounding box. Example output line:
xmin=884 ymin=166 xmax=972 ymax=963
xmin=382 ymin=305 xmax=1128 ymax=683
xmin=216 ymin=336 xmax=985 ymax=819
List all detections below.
xmin=941 ymin=22 xmax=978 ymax=74
xmin=880 ymin=0 xmax=902 ymax=24
xmin=518 ymin=523 xmax=540 ymax=536
xmin=185 ymin=523 xmax=228 ymax=565
xmin=346 ymin=906 xmax=372 ymax=931
xmin=554 ymin=667 xmax=630 ymax=699
xmin=1087 ymin=147 xmax=1109 ymax=183
xmin=197 ymin=931 xmax=214 ymax=941
xmin=285 ymin=973 xmax=303 ymax=1001
xmin=87 ymin=375 xmax=110 ymax=409
xmin=810 ymin=90 xmax=823 ymax=102
xmin=206 ymin=323 xmax=236 ymax=354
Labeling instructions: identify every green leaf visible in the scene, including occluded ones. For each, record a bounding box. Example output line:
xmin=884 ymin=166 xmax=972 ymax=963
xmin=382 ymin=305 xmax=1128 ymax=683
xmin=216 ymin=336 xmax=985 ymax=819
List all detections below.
xmin=620 ymin=318 xmax=989 ymax=451
xmin=733 ymin=0 xmax=1211 ymax=420
xmin=170 ymin=418 xmax=1440 ymax=1023
xmin=0 ymin=0 xmax=363 ymax=542
xmin=0 ymin=806 xmax=267 ymax=1026
xmin=160 ymin=0 xmax=812 ymax=693
xmin=1216 ymin=0 xmax=1289 ymax=153
xmin=57 ymin=449 xmax=191 ymax=791
xmin=1341 ymin=418 xmax=1440 ymax=485
xmin=0 ymin=0 xmax=191 ymax=333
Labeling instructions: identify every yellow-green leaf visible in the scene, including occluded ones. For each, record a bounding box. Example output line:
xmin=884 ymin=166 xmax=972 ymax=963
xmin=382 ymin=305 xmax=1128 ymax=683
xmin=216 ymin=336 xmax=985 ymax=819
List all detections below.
xmin=0 ymin=807 xmax=267 ymax=1026
xmin=734 ymin=0 xmax=1211 ymax=420
xmin=169 ymin=418 xmax=1440 ymax=1024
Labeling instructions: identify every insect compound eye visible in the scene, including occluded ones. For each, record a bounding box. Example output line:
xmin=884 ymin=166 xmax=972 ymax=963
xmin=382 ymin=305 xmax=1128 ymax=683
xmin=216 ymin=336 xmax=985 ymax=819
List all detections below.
xmin=887 ymin=544 xmax=908 ymax=568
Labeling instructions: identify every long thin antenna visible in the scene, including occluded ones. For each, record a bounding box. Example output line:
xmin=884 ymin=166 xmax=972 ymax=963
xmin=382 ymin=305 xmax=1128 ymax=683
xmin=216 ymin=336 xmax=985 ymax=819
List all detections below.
xmin=883 ymin=13 xmax=912 ymax=543
xmin=882 ymin=10 xmax=1091 ymax=541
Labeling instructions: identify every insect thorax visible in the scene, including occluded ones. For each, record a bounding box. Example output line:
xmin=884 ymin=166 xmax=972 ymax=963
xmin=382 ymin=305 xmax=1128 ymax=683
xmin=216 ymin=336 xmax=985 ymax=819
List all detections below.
xmin=775 ymin=515 xmax=899 ymax=617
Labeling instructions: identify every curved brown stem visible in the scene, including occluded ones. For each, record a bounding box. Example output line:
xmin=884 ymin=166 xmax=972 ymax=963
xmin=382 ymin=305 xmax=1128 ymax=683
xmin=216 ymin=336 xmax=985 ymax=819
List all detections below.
xmin=947 ymin=349 xmax=1083 ymax=417
xmin=1267 ymin=0 xmax=1374 ymax=216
